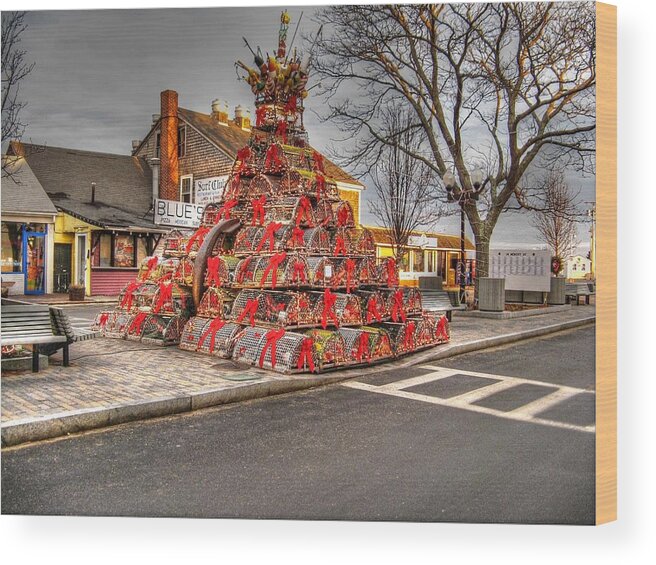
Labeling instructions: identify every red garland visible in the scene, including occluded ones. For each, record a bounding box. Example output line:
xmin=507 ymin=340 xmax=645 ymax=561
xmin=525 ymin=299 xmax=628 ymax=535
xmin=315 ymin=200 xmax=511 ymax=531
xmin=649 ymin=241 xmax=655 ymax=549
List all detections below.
xmin=296 ymin=196 xmax=313 ymax=227
xmin=261 ymin=252 xmax=287 ymax=289
xmin=98 ymin=312 xmax=110 ymax=328
xmin=205 ymin=256 xmax=223 ymax=287
xmin=391 ymin=289 xmax=407 ymax=322
xmin=236 ymin=297 xmax=259 ymax=327
xmin=291 ymin=226 xmax=305 ymax=247
xmin=218 ymin=199 xmax=239 ymax=220
xmin=275 ymin=120 xmax=288 ymax=144
xmin=321 ymin=288 xmax=339 ymax=329
xmin=265 ymin=144 xmax=283 ymax=170
xmin=312 ymin=151 xmax=325 ymax=174
xmin=128 ymin=311 xmax=148 ymax=336
xmin=337 ymin=205 xmax=350 ymax=227
xmin=236 ymin=256 xmax=253 ymax=284
xmin=259 ymin=328 xmax=286 ymax=369
xmin=297 ymin=337 xmax=316 ymax=372
xmin=366 ymin=297 xmax=383 ymax=323
xmin=255 ymin=106 xmax=267 ymax=127
xmin=292 ymin=259 xmax=307 ymax=284
xmin=256 ymin=222 xmax=283 ymax=253
xmin=237 ymin=146 xmax=252 ymax=163
xmin=356 ymin=331 xmax=371 ymax=363
xmin=251 ymin=195 xmax=267 ymax=226
xmin=404 ymin=321 xmax=416 ymax=350
xmin=153 ymin=281 xmax=174 ymax=314
xmin=120 ymin=281 xmax=141 ymax=310
xmin=345 ymin=258 xmax=356 ymax=294
xmin=199 ymin=318 xmax=226 ymax=353
xmin=334 ymin=235 xmax=347 ymax=256
xmin=185 ymin=226 xmax=210 ymax=254
xmin=435 ymin=316 xmax=449 ymax=341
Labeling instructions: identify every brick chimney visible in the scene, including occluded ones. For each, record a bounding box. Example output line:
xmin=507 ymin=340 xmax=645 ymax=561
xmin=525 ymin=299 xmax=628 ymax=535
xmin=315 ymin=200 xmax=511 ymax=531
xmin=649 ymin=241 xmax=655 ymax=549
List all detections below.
xmin=159 ymin=89 xmax=179 ymax=200
xmin=234 ymin=106 xmax=251 ymax=131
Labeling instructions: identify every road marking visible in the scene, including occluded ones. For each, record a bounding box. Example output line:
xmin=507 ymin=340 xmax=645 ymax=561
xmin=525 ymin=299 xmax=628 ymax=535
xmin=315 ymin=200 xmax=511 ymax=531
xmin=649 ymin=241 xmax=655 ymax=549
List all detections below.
xmin=343 ymin=366 xmax=595 ymax=434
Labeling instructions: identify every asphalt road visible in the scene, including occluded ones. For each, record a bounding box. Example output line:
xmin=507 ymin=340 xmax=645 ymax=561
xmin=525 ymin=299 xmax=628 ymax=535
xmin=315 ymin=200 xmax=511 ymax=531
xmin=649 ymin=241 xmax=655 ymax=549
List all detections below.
xmin=1 ymin=325 xmax=595 ymax=524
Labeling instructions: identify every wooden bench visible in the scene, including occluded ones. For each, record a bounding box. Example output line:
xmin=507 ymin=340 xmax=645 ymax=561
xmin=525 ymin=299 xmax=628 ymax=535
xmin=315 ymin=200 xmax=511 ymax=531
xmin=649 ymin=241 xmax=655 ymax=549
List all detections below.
xmin=419 ymin=289 xmax=465 ymax=321
xmin=565 ymin=282 xmax=596 ymax=305
xmin=1 ymin=303 xmax=68 ymax=372
xmin=44 ymin=306 xmax=101 ymax=360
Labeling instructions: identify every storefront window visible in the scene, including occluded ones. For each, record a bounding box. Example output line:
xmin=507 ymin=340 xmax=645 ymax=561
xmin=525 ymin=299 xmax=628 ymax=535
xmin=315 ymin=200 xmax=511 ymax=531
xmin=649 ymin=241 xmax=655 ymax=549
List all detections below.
xmin=114 ymin=234 xmax=135 ymax=267
xmin=92 ymin=233 xmax=112 ymax=267
xmin=412 ymin=249 xmax=425 ymax=272
xmin=136 ymin=236 xmax=148 ymax=265
xmin=1 ymin=222 xmax=23 ymax=273
xmin=426 ymin=250 xmax=435 ymax=273
xmin=399 ymin=251 xmax=410 ymax=272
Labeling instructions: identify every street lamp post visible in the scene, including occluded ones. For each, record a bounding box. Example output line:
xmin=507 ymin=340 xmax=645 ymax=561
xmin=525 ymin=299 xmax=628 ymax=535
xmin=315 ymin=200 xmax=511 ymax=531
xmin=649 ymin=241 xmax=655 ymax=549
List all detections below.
xmin=443 ymin=169 xmax=484 ymax=305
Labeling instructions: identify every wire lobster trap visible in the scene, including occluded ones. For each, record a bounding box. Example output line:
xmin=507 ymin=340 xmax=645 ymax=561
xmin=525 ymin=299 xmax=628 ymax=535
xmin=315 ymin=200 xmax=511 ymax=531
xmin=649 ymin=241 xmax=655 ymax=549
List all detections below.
xmin=251 ymin=254 xmax=310 ymax=289
xmin=262 ymin=145 xmax=289 ymax=176
xmin=302 ymin=226 xmax=332 ymax=254
xmin=305 ymin=256 xmax=333 ymax=287
xmin=233 ymin=289 xmax=316 ymax=327
xmin=331 ymin=227 xmax=354 ymax=256
xmin=281 ymin=147 xmax=312 ymax=172
xmin=137 ymin=256 xmax=161 ymax=282
xmin=250 ymin=173 xmax=277 ymax=196
xmin=380 ymin=321 xmax=419 ymax=356
xmin=92 ymin=310 xmax=118 ymax=335
xmin=356 ymin=257 xmax=380 ymax=286
xmin=308 ymin=290 xmax=363 ymax=328
xmin=233 ymin=256 xmax=259 ymax=286
xmin=157 ymin=257 xmax=181 ymax=280
xmin=197 ymin=287 xmax=235 ymax=318
xmin=124 ymin=311 xmax=151 ymax=341
xmin=233 ymin=226 xmax=265 ymax=254
xmin=264 ymin=196 xmax=316 ymax=228
xmin=377 ymin=257 xmax=400 ymax=287
xmin=356 ymin=290 xmax=390 ymax=324
xmin=173 ymin=256 xmax=194 ymax=286
xmin=139 ymin=314 xmax=188 ymax=346
xmin=339 ymin=326 xmax=394 ymax=364
xmin=279 ymin=169 xmax=306 ymax=196
xmin=332 ymin=200 xmax=355 ymax=228
xmin=162 ymin=229 xmax=188 ymax=258
xmin=314 ymin=198 xmax=335 ymax=227
xmin=203 ymin=255 xmax=237 ymax=288
xmin=413 ymin=314 xmax=449 ymax=347
xmin=329 ymin=258 xmax=362 ymax=292
xmin=401 ymin=286 xmax=423 ymax=315
xmin=231 ymin=326 xmax=310 ymax=374
xmin=351 ymin=228 xmax=376 ymax=256
xmin=303 ymin=329 xmax=347 ymax=370
xmin=180 ymin=316 xmax=210 ymax=351
xmin=151 ymin=281 xmax=192 ymax=316
xmin=196 ymin=320 xmax=243 ymax=357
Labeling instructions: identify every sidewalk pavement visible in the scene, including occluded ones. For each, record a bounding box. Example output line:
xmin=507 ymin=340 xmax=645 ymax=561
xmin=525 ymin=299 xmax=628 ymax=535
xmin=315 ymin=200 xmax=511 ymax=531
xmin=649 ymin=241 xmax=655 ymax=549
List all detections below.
xmin=1 ymin=305 xmax=595 ymax=446
xmin=10 ymin=294 xmax=117 ymax=306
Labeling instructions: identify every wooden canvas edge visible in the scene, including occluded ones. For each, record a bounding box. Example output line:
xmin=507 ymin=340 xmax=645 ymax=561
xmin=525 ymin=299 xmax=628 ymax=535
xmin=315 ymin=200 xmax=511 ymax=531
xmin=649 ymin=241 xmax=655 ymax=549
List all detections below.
xmin=595 ymin=1 xmax=617 ymax=525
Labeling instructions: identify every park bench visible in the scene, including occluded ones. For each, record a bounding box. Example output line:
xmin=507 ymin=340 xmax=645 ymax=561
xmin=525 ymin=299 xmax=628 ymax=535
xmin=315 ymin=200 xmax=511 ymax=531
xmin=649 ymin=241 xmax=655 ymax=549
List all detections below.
xmin=419 ymin=289 xmax=465 ymax=321
xmin=1 ymin=302 xmax=68 ymax=372
xmin=565 ymin=282 xmax=596 ymax=305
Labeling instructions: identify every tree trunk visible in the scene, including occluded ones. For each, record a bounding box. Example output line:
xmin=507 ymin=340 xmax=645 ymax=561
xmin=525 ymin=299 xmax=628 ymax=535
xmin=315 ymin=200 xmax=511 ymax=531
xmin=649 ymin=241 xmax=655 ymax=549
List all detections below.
xmin=473 ymin=236 xmax=491 ymax=303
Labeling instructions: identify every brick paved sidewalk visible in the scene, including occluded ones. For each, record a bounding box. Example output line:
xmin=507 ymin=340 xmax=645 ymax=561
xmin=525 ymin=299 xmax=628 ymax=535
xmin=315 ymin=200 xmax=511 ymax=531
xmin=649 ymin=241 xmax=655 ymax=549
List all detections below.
xmin=1 ymin=305 xmax=594 ymax=443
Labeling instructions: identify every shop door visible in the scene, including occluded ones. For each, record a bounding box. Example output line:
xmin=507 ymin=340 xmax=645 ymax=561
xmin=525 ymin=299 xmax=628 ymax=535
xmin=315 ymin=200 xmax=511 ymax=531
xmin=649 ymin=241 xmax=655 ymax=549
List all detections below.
xmin=76 ymin=234 xmax=87 ymax=286
xmin=23 ymin=231 xmax=46 ymax=294
xmin=54 ymin=243 xmax=72 ymax=293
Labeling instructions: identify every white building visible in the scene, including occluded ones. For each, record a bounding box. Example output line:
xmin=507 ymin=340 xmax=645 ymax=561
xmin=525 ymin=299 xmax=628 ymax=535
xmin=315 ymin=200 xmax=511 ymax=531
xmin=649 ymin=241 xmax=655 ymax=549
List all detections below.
xmin=566 ymin=255 xmax=592 ymax=280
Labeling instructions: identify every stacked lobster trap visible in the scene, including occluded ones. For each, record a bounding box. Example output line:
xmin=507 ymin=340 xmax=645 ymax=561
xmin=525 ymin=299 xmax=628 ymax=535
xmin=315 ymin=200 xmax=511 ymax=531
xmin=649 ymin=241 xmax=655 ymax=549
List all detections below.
xmin=94 ymin=11 xmax=452 ymax=371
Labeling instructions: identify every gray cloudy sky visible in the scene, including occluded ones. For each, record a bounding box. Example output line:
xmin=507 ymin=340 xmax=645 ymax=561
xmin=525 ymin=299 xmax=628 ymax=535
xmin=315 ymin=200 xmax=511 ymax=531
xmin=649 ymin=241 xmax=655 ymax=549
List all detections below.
xmin=11 ymin=6 xmax=595 ymax=251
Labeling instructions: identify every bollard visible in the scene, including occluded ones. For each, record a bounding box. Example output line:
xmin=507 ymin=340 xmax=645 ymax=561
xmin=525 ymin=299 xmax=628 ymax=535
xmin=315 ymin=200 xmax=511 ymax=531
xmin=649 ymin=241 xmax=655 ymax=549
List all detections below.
xmin=547 ymin=276 xmax=566 ymax=305
xmin=479 ymin=278 xmax=505 ymax=312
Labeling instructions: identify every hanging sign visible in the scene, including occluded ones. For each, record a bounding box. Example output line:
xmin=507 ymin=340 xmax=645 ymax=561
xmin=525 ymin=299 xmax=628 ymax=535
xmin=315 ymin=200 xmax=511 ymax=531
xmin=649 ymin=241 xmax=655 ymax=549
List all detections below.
xmin=154 ymin=199 xmax=203 ymax=228
xmin=408 ymin=234 xmax=438 ymax=248
xmin=195 ymin=176 xmax=228 ymax=205
xmin=489 ymin=249 xmax=551 ymax=292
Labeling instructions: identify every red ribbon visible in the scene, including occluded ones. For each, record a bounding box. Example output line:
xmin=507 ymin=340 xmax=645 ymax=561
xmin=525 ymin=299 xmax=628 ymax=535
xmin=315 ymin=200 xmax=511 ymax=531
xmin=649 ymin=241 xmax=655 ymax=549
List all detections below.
xmin=236 ymin=297 xmax=259 ymax=326
xmin=205 ymin=256 xmax=223 ymax=287
xmin=297 ymin=337 xmax=316 ymax=372
xmin=386 ymin=259 xmax=398 ymax=286
xmin=98 ymin=312 xmax=110 ymax=328
xmin=251 ymin=195 xmax=266 ymax=226
xmin=218 ymin=199 xmax=239 ymax=220
xmin=199 ymin=318 xmax=226 ymax=353
xmin=391 ymin=289 xmax=407 ymax=323
xmin=256 ymin=222 xmax=283 ymax=252
xmin=259 ymin=328 xmax=286 ymax=369
xmin=315 ymin=174 xmax=325 ymax=199
xmin=128 ymin=311 xmax=148 ymax=336
xmin=284 ymin=96 xmax=297 ymax=114
xmin=185 ymin=226 xmax=210 ymax=254
xmin=265 ymin=144 xmax=283 ymax=170
xmin=356 ymin=331 xmax=371 ymax=363
xmin=256 ymin=106 xmax=267 ymax=127
xmin=337 ymin=205 xmax=350 ymax=227
xmin=345 ymin=259 xmax=356 ymax=294
xmin=120 ymin=281 xmax=141 ymax=310
xmin=275 ymin=119 xmax=288 ymax=143
xmin=321 ymin=288 xmax=339 ymax=329
xmin=237 ymin=146 xmax=252 ymax=162
xmin=261 ymin=252 xmax=287 ymax=289
xmin=312 ymin=151 xmax=325 ymax=174
xmin=292 ymin=259 xmax=307 ymax=284
xmin=230 ymin=172 xmax=242 ymax=195
xmin=141 ymin=256 xmax=159 ymax=281
xmin=334 ymin=235 xmax=347 ymax=256
xmin=153 ymin=281 xmax=174 ymax=314
xmin=436 ymin=316 xmax=449 ymax=341
xmin=404 ymin=321 xmax=416 ymax=349
xmin=291 ymin=226 xmax=305 ymax=247
xmin=366 ymin=297 xmax=383 ymax=323
xmin=296 ymin=196 xmax=313 ymax=227
xmin=236 ymin=256 xmax=253 ymax=284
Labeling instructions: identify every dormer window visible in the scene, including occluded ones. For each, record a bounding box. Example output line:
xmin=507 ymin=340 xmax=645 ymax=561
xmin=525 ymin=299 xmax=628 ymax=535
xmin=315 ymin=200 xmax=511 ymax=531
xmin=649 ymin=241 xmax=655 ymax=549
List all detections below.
xmin=178 ymin=126 xmax=186 ymax=158
xmin=180 ymin=174 xmax=193 ymax=203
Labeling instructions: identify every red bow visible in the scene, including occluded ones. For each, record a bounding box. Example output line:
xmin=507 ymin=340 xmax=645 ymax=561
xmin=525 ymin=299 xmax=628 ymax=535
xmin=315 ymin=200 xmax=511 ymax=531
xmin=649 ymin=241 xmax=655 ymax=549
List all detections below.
xmin=251 ymin=195 xmax=266 ymax=226
xmin=334 ymin=235 xmax=347 ymax=256
xmin=236 ymin=297 xmax=259 ymax=326
xmin=205 ymin=256 xmax=223 ymax=287
xmin=284 ymin=96 xmax=297 ymax=114
xmin=237 ymin=146 xmax=252 ymax=162
xmin=218 ymin=199 xmax=239 ymax=220
xmin=230 ymin=172 xmax=242 ymax=195
xmin=436 ymin=316 xmax=449 ymax=341
xmin=120 ymin=281 xmax=141 ymax=310
xmin=391 ymin=289 xmax=407 ymax=323
xmin=265 ymin=144 xmax=283 ymax=170
xmin=261 ymin=252 xmax=287 ymax=289
xmin=337 ymin=205 xmax=350 ymax=227
xmin=312 ymin=151 xmax=325 ymax=174
xmin=141 ymin=256 xmax=159 ymax=281
xmin=128 ymin=311 xmax=148 ymax=336
xmin=345 ymin=258 xmax=356 ymax=294
xmin=256 ymin=222 xmax=283 ymax=253
xmin=296 ymin=196 xmax=313 ymax=227
xmin=366 ymin=297 xmax=382 ymax=323
xmin=255 ymin=106 xmax=267 ymax=127
xmin=275 ymin=119 xmax=288 ymax=143
xmin=185 ymin=226 xmax=210 ymax=254
xmin=236 ymin=256 xmax=253 ymax=284
xmin=291 ymin=226 xmax=305 ymax=247
xmin=98 ymin=312 xmax=110 ymax=328
xmin=321 ymin=288 xmax=339 ymax=329
xmin=315 ymin=174 xmax=325 ymax=199
xmin=199 ymin=318 xmax=226 ymax=353
xmin=292 ymin=259 xmax=307 ymax=284
xmin=153 ymin=281 xmax=174 ymax=314
xmin=356 ymin=331 xmax=371 ymax=363
xmin=297 ymin=337 xmax=316 ymax=372
xmin=404 ymin=321 xmax=416 ymax=350
xmin=259 ymin=328 xmax=286 ymax=369
xmin=386 ymin=259 xmax=398 ymax=286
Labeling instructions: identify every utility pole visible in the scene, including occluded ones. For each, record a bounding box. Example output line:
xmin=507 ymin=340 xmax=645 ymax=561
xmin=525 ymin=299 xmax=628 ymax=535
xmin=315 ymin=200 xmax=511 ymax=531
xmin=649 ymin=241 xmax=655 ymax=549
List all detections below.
xmin=585 ymin=202 xmax=596 ymax=279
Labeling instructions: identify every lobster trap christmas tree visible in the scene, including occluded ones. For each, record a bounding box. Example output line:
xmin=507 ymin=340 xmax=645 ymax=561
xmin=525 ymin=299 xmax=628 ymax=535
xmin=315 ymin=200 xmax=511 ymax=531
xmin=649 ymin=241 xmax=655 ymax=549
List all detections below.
xmin=94 ymin=11 xmax=450 ymax=373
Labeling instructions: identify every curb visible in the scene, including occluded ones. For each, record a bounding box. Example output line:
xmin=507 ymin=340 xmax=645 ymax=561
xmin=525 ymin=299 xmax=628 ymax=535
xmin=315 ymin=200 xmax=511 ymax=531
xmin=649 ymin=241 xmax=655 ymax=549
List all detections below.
xmin=1 ymin=315 xmax=595 ymax=447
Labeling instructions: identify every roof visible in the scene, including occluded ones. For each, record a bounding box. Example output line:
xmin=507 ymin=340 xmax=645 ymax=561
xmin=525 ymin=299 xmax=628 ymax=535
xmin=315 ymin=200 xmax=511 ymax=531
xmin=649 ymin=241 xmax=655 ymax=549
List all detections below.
xmin=177 ymin=107 xmax=364 ymax=188
xmin=10 ymin=142 xmax=162 ymax=231
xmin=1 ymin=155 xmax=58 ymax=216
xmin=365 ymin=226 xmax=475 ymax=251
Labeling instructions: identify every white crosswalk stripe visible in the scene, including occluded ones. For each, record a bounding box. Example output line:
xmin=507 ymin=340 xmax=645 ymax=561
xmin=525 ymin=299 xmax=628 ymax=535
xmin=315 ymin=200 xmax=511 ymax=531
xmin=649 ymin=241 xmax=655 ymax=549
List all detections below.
xmin=342 ymin=364 xmax=595 ymax=433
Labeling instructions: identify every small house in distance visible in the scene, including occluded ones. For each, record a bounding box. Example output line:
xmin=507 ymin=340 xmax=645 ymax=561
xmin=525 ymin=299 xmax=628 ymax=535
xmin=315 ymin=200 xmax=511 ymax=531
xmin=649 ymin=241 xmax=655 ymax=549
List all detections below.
xmin=566 ymin=255 xmax=592 ymax=280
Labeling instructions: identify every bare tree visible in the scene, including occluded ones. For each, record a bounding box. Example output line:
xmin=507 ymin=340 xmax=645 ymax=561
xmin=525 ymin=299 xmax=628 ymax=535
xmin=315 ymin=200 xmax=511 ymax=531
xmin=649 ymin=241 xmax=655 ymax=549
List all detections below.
xmin=2 ymin=11 xmax=35 ymax=179
xmin=310 ymin=2 xmax=596 ymax=291
xmin=369 ymin=108 xmax=444 ymax=261
xmin=530 ymin=170 xmax=580 ymax=269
